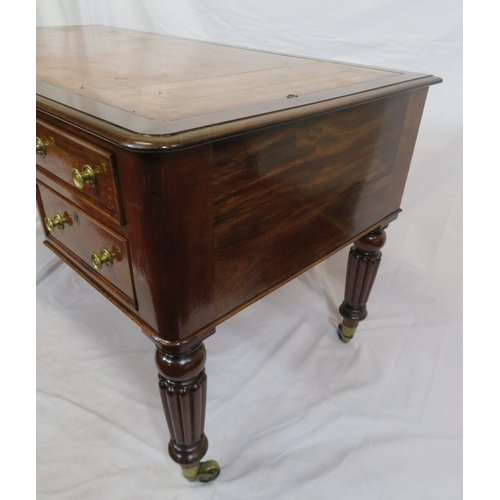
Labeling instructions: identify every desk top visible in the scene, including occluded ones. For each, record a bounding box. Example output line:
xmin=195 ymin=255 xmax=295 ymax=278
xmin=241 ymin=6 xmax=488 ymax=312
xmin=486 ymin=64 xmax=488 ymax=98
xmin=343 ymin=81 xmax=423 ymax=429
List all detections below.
xmin=36 ymin=26 xmax=441 ymax=149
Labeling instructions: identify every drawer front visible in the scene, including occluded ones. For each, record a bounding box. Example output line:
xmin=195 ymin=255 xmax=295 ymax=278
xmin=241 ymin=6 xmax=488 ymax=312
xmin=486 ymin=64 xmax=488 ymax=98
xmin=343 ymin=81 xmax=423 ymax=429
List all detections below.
xmin=36 ymin=119 xmax=124 ymax=223
xmin=37 ymin=183 xmax=136 ymax=306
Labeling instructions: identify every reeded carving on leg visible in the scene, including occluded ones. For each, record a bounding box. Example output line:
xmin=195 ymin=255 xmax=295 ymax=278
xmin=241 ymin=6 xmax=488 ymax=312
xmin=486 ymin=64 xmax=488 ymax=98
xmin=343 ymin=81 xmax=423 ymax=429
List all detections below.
xmin=156 ymin=343 xmax=220 ymax=482
xmin=158 ymin=372 xmax=208 ymax=462
xmin=338 ymin=226 xmax=387 ymax=342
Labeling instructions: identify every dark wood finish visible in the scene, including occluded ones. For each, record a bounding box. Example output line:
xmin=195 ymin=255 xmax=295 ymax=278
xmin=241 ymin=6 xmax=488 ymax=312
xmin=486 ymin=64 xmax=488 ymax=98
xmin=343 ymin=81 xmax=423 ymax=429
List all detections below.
xmin=36 ymin=26 xmax=441 ymax=478
xmin=212 ymin=93 xmax=408 ymax=317
xmin=156 ymin=343 xmax=209 ymax=467
xmin=339 ymin=226 xmax=388 ymax=341
xmin=36 ymin=163 xmax=125 ymax=235
xmin=79 ymin=89 xmax=430 ymax=348
xmin=36 ymin=118 xmax=124 ymax=224
xmin=37 ymin=182 xmax=136 ymax=306
xmin=117 ymin=144 xmax=215 ymax=342
xmin=384 ymin=87 xmax=429 ymax=215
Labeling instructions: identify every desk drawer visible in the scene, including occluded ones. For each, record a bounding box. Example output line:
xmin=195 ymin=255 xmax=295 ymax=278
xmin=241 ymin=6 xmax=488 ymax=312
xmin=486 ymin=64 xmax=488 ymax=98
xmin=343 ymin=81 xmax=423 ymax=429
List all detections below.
xmin=36 ymin=119 xmax=124 ymax=223
xmin=37 ymin=183 xmax=136 ymax=306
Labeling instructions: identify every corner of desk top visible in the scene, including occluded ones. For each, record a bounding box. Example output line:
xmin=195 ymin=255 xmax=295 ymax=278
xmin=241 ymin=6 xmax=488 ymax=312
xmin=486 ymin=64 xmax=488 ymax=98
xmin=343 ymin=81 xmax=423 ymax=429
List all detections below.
xmin=36 ymin=73 xmax=442 ymax=153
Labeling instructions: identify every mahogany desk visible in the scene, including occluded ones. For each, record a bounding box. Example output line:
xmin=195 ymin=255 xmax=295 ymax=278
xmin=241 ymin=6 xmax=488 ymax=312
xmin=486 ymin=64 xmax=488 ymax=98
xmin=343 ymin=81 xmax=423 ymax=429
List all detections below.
xmin=36 ymin=26 xmax=441 ymax=482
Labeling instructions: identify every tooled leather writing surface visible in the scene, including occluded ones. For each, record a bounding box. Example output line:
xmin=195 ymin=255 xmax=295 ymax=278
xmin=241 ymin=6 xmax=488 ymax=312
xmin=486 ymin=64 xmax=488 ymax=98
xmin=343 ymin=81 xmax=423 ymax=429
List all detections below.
xmin=37 ymin=26 xmax=397 ymax=124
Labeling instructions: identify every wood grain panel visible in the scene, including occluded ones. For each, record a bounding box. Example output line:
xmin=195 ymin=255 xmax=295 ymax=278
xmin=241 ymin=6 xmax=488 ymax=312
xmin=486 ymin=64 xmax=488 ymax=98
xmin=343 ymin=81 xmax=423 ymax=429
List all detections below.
xmin=37 ymin=182 xmax=135 ymax=305
xmin=384 ymin=87 xmax=429 ymax=214
xmin=36 ymin=168 xmax=125 ymax=234
xmin=116 ymin=144 xmax=215 ymax=343
xmin=212 ymin=93 xmax=410 ymax=317
xmin=36 ymin=118 xmax=124 ymax=223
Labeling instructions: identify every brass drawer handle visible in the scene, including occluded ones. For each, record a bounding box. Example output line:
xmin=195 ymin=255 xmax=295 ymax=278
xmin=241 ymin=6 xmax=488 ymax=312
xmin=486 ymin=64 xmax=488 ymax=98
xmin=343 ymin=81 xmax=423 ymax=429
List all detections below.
xmin=36 ymin=136 xmax=46 ymax=156
xmin=44 ymin=213 xmax=69 ymax=232
xmin=91 ymin=248 xmax=114 ymax=270
xmin=72 ymin=165 xmax=97 ymax=189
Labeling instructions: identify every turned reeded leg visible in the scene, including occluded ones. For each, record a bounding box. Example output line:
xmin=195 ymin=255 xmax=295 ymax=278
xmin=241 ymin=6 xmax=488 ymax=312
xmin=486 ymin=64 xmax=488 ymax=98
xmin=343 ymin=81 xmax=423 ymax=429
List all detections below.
xmin=338 ymin=226 xmax=387 ymax=343
xmin=156 ymin=343 xmax=220 ymax=482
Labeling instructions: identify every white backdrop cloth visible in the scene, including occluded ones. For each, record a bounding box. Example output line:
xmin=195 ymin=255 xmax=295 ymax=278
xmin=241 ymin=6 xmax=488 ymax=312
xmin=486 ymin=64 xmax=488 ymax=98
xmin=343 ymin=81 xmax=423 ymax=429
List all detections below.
xmin=36 ymin=2 xmax=462 ymax=499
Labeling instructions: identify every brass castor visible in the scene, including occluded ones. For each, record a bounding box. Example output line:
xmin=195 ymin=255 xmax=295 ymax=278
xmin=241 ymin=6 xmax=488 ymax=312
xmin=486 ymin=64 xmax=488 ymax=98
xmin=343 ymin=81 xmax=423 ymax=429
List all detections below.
xmin=337 ymin=323 xmax=357 ymax=343
xmin=182 ymin=460 xmax=220 ymax=483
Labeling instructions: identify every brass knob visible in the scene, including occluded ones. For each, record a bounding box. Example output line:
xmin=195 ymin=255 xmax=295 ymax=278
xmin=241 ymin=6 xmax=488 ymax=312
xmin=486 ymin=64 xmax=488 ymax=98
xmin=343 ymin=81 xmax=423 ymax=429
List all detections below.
xmin=36 ymin=136 xmax=46 ymax=156
xmin=71 ymin=165 xmax=96 ymax=189
xmin=91 ymin=248 xmax=113 ymax=270
xmin=44 ymin=213 xmax=67 ymax=232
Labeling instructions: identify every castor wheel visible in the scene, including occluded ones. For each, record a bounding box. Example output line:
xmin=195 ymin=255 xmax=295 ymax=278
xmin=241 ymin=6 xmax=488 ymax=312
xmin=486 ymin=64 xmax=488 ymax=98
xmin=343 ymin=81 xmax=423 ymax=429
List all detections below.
xmin=337 ymin=323 xmax=357 ymax=343
xmin=182 ymin=460 xmax=221 ymax=482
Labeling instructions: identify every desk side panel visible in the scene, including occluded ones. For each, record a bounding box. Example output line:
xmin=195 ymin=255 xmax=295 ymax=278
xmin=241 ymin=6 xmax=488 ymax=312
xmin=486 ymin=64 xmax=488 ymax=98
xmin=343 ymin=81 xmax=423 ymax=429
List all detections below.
xmin=212 ymin=91 xmax=426 ymax=319
xmin=57 ymin=88 xmax=428 ymax=347
xmin=117 ymin=145 xmax=215 ymax=342
xmin=384 ymin=88 xmax=429 ymax=214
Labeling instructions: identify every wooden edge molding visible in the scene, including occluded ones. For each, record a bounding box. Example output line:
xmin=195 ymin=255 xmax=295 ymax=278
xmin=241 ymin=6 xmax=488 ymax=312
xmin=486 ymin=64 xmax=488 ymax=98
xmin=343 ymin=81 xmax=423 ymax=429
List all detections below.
xmin=36 ymin=76 xmax=441 ymax=152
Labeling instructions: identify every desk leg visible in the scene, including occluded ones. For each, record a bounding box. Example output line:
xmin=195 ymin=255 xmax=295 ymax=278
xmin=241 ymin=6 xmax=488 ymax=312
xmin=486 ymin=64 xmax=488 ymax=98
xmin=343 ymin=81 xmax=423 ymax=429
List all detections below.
xmin=338 ymin=226 xmax=387 ymax=342
xmin=156 ymin=343 xmax=220 ymax=482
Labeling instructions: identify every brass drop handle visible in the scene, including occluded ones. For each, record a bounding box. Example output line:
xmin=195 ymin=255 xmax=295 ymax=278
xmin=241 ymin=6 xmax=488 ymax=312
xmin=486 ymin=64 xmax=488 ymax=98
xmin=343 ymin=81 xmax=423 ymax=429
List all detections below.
xmin=72 ymin=165 xmax=97 ymax=189
xmin=44 ymin=213 xmax=68 ymax=232
xmin=91 ymin=248 xmax=114 ymax=270
xmin=36 ymin=136 xmax=46 ymax=156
